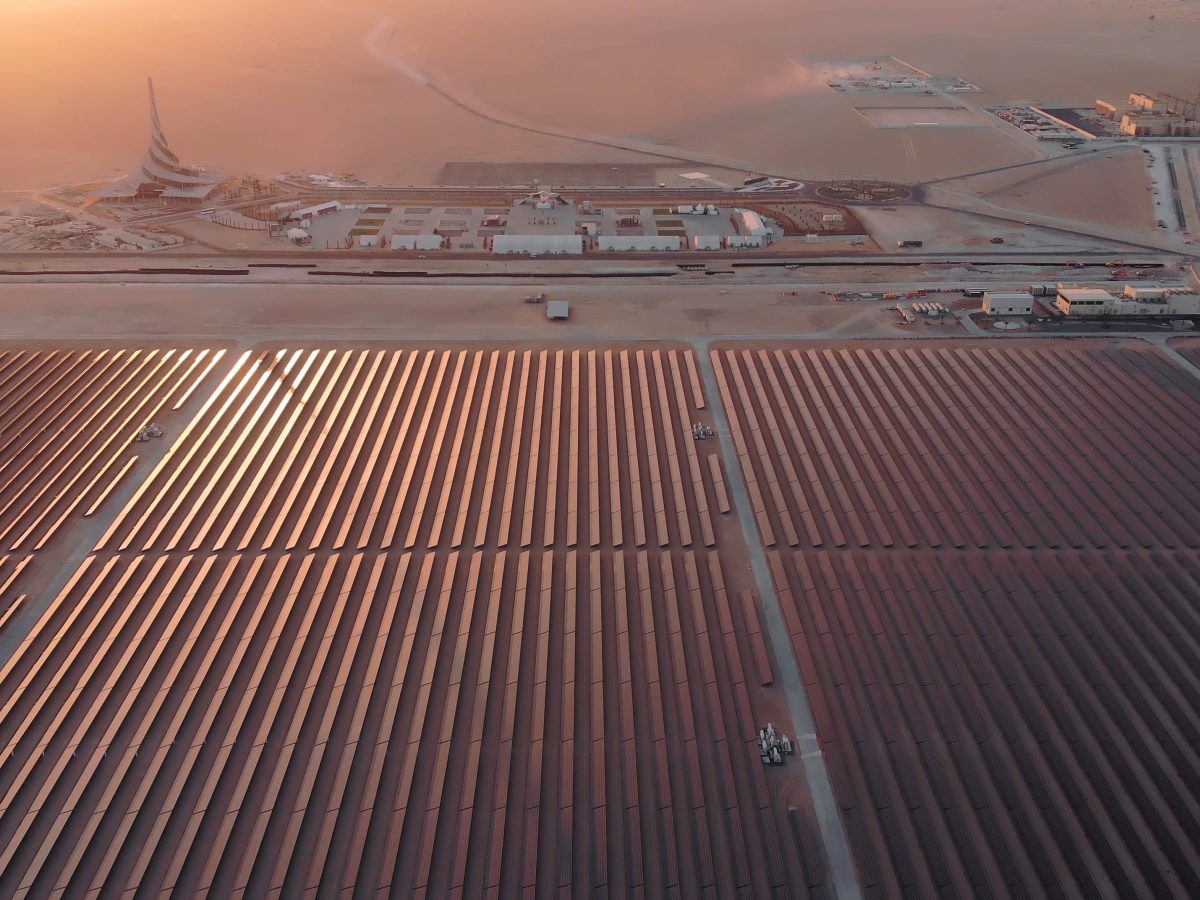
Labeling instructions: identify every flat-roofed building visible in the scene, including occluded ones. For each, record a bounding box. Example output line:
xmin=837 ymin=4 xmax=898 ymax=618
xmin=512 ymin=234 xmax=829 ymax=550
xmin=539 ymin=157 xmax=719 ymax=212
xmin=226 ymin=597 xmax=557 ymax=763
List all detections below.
xmin=492 ymin=234 xmax=582 ymax=255
xmin=1095 ymin=99 xmax=1133 ymax=120
xmin=983 ymin=292 xmax=1033 ymax=316
xmin=1120 ymin=112 xmax=1200 ymax=136
xmin=1056 ymin=287 xmax=1114 ymax=315
xmin=597 ymin=235 xmax=681 ymax=251
xmin=725 ymin=234 xmax=767 ymax=249
xmin=1129 ymin=92 xmax=1168 ymax=112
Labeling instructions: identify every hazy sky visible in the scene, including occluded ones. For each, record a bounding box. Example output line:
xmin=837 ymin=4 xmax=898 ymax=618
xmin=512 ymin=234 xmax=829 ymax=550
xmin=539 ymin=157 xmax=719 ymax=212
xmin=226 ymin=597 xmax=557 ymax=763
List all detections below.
xmin=2 ymin=0 xmax=1197 ymax=188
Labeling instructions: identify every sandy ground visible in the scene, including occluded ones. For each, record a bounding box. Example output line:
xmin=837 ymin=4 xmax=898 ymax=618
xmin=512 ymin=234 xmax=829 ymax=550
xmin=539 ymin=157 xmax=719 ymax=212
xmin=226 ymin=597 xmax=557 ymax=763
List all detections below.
xmin=4 ymin=0 xmax=1200 ymax=191
xmin=941 ymin=147 xmax=1157 ymax=233
xmin=0 ymin=282 xmax=892 ymax=342
xmin=853 ymin=203 xmax=1119 ymax=253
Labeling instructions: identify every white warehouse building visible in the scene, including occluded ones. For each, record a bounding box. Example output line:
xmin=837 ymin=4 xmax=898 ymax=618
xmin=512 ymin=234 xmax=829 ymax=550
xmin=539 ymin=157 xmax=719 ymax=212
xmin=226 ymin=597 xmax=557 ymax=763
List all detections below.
xmin=491 ymin=235 xmax=583 ymax=255
xmin=1057 ymin=285 xmax=1200 ymax=317
xmin=389 ymin=234 xmax=445 ymax=251
xmin=597 ymin=235 xmax=682 ymax=252
xmin=983 ymin=292 xmax=1034 ymax=316
xmin=725 ymin=234 xmax=767 ymax=249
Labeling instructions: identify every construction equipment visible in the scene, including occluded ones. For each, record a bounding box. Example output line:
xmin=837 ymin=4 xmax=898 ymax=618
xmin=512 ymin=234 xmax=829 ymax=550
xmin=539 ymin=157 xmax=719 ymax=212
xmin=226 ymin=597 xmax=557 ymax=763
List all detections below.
xmin=691 ymin=423 xmax=715 ymax=441
xmin=758 ymin=723 xmax=795 ymax=765
xmin=134 ymin=423 xmax=163 ymax=443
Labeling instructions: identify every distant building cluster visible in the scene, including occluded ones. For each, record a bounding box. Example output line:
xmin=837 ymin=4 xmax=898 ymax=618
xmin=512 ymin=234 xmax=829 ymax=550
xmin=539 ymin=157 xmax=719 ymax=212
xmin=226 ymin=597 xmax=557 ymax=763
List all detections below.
xmin=279 ymin=194 xmax=798 ymax=255
xmin=1094 ymin=91 xmax=1200 ymax=137
xmin=983 ymin=283 xmax=1200 ymax=319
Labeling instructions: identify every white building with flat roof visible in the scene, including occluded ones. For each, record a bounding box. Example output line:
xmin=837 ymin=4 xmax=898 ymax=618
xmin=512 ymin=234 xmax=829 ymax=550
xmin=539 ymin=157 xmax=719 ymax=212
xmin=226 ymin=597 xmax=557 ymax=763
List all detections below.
xmin=492 ymin=235 xmax=582 ymax=255
xmin=1056 ymin=287 xmax=1114 ymax=315
xmin=725 ymin=234 xmax=767 ymax=249
xmin=983 ymin=292 xmax=1033 ymax=316
xmin=597 ymin=235 xmax=682 ymax=252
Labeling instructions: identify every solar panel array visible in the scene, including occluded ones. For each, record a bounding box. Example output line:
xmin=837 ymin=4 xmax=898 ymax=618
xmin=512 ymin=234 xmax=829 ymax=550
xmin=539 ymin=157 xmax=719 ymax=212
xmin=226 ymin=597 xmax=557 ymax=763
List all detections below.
xmin=773 ymin=550 xmax=1200 ymax=898
xmin=0 ymin=556 xmax=32 ymax=636
xmin=98 ymin=348 xmax=721 ymax=554
xmin=0 ymin=346 xmax=821 ymax=898
xmin=713 ymin=344 xmax=1200 ymax=551
xmin=0 ymin=348 xmax=223 ymax=554
xmin=714 ymin=341 xmax=1200 ymax=898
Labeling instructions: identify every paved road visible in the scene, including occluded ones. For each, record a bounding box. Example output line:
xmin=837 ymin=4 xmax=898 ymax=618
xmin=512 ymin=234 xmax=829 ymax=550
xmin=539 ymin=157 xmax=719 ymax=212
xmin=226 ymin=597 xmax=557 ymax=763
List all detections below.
xmin=692 ymin=339 xmax=864 ymax=900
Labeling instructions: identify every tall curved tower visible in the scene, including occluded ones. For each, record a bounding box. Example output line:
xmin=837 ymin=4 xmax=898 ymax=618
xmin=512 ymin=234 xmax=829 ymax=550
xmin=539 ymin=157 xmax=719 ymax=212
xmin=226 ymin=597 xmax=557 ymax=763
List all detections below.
xmin=98 ymin=78 xmax=222 ymax=205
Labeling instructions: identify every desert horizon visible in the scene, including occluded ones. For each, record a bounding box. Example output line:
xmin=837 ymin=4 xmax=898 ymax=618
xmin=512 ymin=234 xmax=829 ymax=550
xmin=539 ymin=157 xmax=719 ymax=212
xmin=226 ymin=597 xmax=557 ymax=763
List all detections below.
xmin=3 ymin=0 xmax=1199 ymax=190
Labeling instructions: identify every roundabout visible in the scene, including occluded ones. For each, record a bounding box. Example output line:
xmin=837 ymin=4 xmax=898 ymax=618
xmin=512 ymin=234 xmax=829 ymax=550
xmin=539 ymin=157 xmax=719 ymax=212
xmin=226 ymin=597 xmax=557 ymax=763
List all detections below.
xmin=815 ymin=179 xmax=912 ymax=204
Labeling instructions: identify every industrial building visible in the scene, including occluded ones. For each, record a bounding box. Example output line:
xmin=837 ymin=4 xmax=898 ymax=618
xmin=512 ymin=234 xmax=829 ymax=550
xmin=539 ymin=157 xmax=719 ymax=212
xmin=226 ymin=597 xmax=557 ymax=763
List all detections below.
xmin=491 ymin=234 xmax=583 ymax=255
xmin=1056 ymin=284 xmax=1200 ymax=317
xmin=1095 ymin=99 xmax=1134 ymax=120
xmin=596 ymin=235 xmax=681 ymax=252
xmin=1129 ymin=92 xmax=1169 ymax=113
xmin=1119 ymin=113 xmax=1200 ymax=137
xmin=1056 ymin=287 xmax=1115 ymax=314
xmin=983 ymin=292 xmax=1034 ymax=316
xmin=389 ymin=233 xmax=445 ymax=251
xmin=1094 ymin=90 xmax=1200 ymax=134
xmin=97 ymin=79 xmax=223 ymax=205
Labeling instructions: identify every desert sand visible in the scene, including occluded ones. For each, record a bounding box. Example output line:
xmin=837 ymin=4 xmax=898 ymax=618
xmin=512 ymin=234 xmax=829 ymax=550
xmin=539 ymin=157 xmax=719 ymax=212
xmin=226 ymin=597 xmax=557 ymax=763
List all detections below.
xmin=3 ymin=0 xmax=1199 ymax=190
xmin=935 ymin=148 xmax=1157 ymax=232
